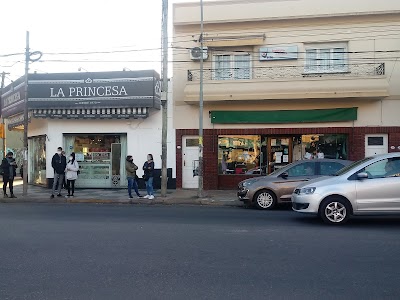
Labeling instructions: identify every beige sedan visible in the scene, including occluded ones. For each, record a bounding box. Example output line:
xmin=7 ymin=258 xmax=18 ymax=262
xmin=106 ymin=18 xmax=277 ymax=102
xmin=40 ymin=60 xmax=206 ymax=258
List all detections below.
xmin=238 ymin=159 xmax=352 ymax=210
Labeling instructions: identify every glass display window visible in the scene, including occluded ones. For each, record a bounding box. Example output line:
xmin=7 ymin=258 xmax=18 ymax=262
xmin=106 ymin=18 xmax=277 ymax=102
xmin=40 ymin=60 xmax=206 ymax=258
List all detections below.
xmin=301 ymin=134 xmax=348 ymax=160
xmin=28 ymin=135 xmax=47 ymax=185
xmin=69 ymin=135 xmax=120 ymax=163
xmin=218 ymin=135 xmax=261 ymax=175
xmin=64 ymin=134 xmax=126 ymax=188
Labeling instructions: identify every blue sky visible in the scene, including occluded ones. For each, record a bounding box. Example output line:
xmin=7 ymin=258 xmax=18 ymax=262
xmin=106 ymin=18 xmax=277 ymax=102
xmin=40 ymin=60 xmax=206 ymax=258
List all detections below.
xmin=0 ymin=0 xmax=200 ymax=85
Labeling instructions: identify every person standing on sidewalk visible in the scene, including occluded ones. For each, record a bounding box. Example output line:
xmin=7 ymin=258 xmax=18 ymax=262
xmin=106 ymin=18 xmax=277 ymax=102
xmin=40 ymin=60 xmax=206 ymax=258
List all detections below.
xmin=126 ymin=155 xmax=142 ymax=199
xmin=51 ymin=147 xmax=67 ymax=198
xmin=143 ymin=154 xmax=155 ymax=200
xmin=65 ymin=152 xmax=79 ymax=197
xmin=1 ymin=152 xmax=18 ymax=198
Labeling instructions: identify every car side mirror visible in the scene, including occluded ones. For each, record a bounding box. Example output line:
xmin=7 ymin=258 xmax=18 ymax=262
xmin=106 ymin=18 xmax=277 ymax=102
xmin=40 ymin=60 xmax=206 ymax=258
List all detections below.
xmin=357 ymin=172 xmax=369 ymax=180
xmin=280 ymin=172 xmax=289 ymax=179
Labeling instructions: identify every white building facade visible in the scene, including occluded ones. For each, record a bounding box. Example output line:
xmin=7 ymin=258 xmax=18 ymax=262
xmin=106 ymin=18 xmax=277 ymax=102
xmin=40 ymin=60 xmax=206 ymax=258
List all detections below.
xmin=1 ymin=70 xmax=176 ymax=189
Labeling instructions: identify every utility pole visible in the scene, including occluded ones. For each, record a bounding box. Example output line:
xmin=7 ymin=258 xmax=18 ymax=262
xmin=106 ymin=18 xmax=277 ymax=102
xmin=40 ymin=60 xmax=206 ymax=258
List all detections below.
xmin=23 ymin=31 xmax=30 ymax=196
xmin=198 ymin=0 xmax=204 ymax=198
xmin=160 ymin=0 xmax=169 ymax=197
xmin=1 ymin=71 xmax=9 ymax=158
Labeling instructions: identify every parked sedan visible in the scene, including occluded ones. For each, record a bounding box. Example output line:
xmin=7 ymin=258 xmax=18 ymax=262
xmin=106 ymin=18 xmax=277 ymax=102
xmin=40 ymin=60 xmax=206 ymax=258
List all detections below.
xmin=292 ymin=153 xmax=400 ymax=225
xmin=238 ymin=159 xmax=352 ymax=210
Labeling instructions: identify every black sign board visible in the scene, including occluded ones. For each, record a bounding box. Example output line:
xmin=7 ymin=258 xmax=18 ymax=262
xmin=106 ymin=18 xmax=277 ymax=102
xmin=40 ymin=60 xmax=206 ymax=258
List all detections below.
xmin=1 ymin=70 xmax=161 ymax=119
xmin=1 ymin=76 xmax=26 ymax=118
xmin=28 ymin=70 xmax=161 ymax=109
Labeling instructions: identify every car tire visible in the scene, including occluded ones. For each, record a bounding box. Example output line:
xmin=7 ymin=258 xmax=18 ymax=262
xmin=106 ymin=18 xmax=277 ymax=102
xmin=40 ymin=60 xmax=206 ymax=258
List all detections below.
xmin=254 ymin=190 xmax=276 ymax=210
xmin=319 ymin=197 xmax=350 ymax=225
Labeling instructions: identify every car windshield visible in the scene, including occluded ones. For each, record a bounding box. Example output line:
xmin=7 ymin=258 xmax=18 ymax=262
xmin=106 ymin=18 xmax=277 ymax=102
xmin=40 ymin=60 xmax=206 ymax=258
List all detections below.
xmin=334 ymin=156 xmax=375 ymax=176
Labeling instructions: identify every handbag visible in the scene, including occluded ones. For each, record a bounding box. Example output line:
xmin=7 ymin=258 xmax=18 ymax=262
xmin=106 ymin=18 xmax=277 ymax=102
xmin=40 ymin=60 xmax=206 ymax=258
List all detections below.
xmin=75 ymin=161 xmax=80 ymax=175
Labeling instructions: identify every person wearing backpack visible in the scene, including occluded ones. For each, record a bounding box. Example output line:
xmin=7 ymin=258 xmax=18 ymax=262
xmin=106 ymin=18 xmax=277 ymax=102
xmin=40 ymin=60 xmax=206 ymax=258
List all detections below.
xmin=65 ymin=152 xmax=79 ymax=197
xmin=1 ymin=151 xmax=18 ymax=198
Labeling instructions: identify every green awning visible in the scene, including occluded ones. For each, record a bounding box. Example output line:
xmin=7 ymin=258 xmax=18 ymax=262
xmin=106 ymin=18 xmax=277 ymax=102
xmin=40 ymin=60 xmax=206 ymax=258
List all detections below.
xmin=211 ymin=107 xmax=357 ymax=124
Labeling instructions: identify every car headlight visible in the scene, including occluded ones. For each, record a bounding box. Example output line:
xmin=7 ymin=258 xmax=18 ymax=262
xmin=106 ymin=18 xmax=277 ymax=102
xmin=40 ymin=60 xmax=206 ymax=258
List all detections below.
xmin=242 ymin=181 xmax=253 ymax=187
xmin=299 ymin=187 xmax=316 ymax=195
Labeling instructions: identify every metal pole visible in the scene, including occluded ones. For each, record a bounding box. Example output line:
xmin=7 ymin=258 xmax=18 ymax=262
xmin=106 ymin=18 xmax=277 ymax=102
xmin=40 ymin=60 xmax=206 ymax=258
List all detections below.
xmin=1 ymin=72 xmax=9 ymax=158
xmin=160 ymin=0 xmax=169 ymax=197
xmin=23 ymin=31 xmax=29 ymax=196
xmin=198 ymin=0 xmax=204 ymax=198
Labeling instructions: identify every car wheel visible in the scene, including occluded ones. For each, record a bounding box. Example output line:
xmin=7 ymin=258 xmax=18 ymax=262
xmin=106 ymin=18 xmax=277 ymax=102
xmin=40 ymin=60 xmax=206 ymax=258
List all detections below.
xmin=254 ymin=190 xmax=276 ymax=210
xmin=319 ymin=197 xmax=350 ymax=225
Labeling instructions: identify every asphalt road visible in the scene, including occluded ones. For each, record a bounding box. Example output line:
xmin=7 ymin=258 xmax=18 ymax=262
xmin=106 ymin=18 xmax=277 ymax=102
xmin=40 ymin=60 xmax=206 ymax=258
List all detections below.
xmin=0 ymin=204 xmax=399 ymax=300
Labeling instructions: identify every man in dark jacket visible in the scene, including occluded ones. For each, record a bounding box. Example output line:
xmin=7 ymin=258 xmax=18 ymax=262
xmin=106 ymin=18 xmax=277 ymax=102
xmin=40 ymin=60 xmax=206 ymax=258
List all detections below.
xmin=51 ymin=147 xmax=67 ymax=198
xmin=1 ymin=151 xmax=18 ymax=198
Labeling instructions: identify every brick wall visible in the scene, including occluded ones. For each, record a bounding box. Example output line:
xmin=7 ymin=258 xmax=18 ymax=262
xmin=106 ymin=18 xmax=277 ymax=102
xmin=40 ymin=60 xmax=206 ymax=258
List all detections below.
xmin=176 ymin=127 xmax=400 ymax=190
xmin=389 ymin=133 xmax=400 ymax=152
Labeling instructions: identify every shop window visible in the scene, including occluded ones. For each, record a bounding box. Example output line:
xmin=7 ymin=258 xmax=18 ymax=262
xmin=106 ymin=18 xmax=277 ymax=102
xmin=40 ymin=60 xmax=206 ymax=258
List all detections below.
xmin=29 ymin=135 xmax=47 ymax=185
xmin=301 ymin=134 xmax=348 ymax=160
xmin=64 ymin=134 xmax=126 ymax=188
xmin=218 ymin=135 xmax=261 ymax=175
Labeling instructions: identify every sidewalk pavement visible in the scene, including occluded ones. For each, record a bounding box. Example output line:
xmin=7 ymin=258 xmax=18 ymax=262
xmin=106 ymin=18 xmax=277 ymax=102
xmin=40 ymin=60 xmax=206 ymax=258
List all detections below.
xmin=0 ymin=179 xmax=243 ymax=207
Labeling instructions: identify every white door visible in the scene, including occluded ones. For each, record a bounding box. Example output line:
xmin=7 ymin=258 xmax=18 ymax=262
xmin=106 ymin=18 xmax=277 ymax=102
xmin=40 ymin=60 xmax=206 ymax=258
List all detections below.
xmin=365 ymin=134 xmax=388 ymax=157
xmin=182 ymin=136 xmax=199 ymax=189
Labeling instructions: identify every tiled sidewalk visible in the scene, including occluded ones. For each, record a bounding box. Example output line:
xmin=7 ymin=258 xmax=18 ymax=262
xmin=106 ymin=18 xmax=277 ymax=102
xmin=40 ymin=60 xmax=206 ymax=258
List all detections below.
xmin=1 ymin=179 xmax=242 ymax=207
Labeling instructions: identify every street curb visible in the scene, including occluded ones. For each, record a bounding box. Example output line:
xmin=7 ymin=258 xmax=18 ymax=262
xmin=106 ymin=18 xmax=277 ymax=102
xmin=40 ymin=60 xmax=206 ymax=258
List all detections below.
xmin=0 ymin=197 xmax=243 ymax=207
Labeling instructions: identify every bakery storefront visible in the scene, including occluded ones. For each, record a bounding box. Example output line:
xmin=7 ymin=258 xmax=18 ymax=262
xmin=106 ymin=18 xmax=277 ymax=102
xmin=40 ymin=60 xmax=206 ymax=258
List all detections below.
xmin=1 ymin=70 xmax=176 ymax=188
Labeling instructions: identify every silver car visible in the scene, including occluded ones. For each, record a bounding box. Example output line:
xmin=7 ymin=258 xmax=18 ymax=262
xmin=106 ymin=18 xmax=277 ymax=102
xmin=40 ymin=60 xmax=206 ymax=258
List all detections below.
xmin=292 ymin=153 xmax=400 ymax=225
xmin=237 ymin=159 xmax=352 ymax=210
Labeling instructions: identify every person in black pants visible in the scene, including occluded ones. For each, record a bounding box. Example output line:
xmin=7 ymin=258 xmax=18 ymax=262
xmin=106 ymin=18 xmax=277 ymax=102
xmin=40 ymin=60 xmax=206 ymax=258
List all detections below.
xmin=1 ymin=152 xmax=18 ymax=198
xmin=51 ymin=147 xmax=67 ymax=198
xmin=65 ymin=152 xmax=79 ymax=197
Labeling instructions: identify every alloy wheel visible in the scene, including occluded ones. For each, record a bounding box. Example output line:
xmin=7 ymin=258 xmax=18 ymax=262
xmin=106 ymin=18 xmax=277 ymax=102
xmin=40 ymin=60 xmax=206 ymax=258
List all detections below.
xmin=256 ymin=191 xmax=275 ymax=209
xmin=325 ymin=202 xmax=347 ymax=223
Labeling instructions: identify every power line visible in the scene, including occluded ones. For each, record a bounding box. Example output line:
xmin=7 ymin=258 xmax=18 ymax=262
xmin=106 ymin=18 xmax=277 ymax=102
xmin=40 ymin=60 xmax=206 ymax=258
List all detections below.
xmin=0 ymin=53 xmax=24 ymax=58
xmin=1 ymin=45 xmax=399 ymax=62
xmin=1 ymin=59 xmax=396 ymax=70
xmin=1 ymin=26 xmax=399 ymax=58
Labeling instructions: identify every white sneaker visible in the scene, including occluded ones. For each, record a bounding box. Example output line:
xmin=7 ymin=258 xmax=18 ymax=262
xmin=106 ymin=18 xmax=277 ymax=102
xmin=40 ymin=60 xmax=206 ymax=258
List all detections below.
xmin=143 ymin=195 xmax=149 ymax=199
xmin=149 ymin=195 xmax=155 ymax=200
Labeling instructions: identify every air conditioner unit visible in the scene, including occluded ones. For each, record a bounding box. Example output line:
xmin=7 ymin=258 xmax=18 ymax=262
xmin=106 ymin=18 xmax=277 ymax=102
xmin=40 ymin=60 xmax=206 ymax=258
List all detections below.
xmin=190 ymin=47 xmax=208 ymax=60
